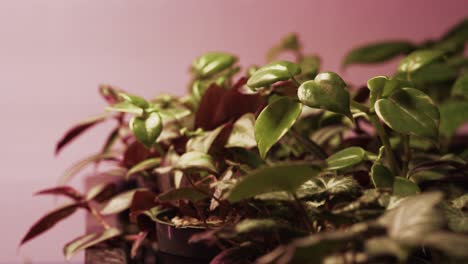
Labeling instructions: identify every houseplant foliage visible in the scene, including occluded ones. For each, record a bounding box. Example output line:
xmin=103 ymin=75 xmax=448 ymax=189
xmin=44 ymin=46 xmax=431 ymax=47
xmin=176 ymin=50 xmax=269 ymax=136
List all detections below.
xmin=21 ymin=19 xmax=468 ymax=263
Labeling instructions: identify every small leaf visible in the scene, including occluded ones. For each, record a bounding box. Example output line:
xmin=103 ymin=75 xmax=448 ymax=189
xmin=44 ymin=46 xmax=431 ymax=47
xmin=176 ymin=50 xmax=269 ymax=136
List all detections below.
xmin=106 ymin=102 xmax=144 ymax=115
xmin=35 ymin=186 xmax=83 ymax=201
xmin=175 ymin=151 xmax=218 ymax=174
xmin=235 ymin=219 xmax=279 ymax=234
xmin=255 ymin=97 xmax=302 ymax=158
xmin=55 ymin=114 xmax=108 ymax=155
xmin=367 ymin=76 xmax=404 ymax=106
xmin=21 ymin=203 xmax=81 ymax=245
xmin=397 ymin=49 xmax=445 ymax=73
xmin=193 ymin=52 xmax=237 ymax=78
xmin=297 ymin=72 xmax=352 ymax=118
xmin=451 ymin=72 xmax=468 ymax=98
xmin=439 ymin=100 xmax=468 ymax=137
xmin=375 ymin=88 xmax=440 ymax=141
xmin=158 ymin=187 xmax=209 ymax=202
xmin=297 ymin=176 xmax=360 ymax=199
xmin=101 ymin=127 xmax=120 ymax=154
xmin=326 ymin=146 xmax=367 ymax=170
xmin=130 ymin=112 xmax=163 ymax=148
xmin=63 ymin=227 xmax=121 ymax=260
xmin=343 ymin=41 xmax=414 ymax=66
xmin=371 ymin=147 xmax=394 ymax=188
xmin=378 ymin=192 xmax=444 ymax=242
xmin=100 ymin=189 xmax=141 ymax=215
xmin=298 ymin=55 xmax=320 ymax=80
xmin=187 ymin=124 xmax=229 ymax=154
xmin=226 ymin=113 xmax=257 ymax=149
xmin=392 ymin=177 xmax=420 ymax=197
xmin=126 ymin=158 xmax=161 ymax=178
xmin=226 ymin=163 xmax=322 ymax=202
xmin=247 ymin=61 xmax=301 ymax=89
xmin=117 ymin=92 xmax=149 ymax=109
xmin=267 ymin=33 xmax=300 ymax=61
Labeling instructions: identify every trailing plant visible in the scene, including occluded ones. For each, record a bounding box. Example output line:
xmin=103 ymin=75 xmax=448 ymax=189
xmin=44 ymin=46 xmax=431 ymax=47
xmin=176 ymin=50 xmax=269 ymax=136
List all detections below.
xmin=21 ymin=18 xmax=468 ymax=263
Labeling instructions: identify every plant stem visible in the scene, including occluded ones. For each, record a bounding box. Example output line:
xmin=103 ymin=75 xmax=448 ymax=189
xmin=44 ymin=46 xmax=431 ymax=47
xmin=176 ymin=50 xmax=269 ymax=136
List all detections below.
xmin=292 ymin=193 xmax=313 ymax=232
xmin=369 ymin=114 xmax=399 ymax=175
xmin=401 ymin=134 xmax=411 ymax=178
xmin=289 ymin=129 xmax=328 ymax=159
xmin=88 ymin=202 xmax=111 ymax=230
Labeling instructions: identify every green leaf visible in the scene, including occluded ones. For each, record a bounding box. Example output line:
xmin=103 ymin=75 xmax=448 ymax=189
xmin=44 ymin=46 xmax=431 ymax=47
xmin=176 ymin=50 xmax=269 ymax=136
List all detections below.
xmin=21 ymin=203 xmax=81 ymax=245
xmin=235 ymin=219 xmax=280 ymax=234
xmin=158 ymin=187 xmax=209 ymax=203
xmin=226 ymin=113 xmax=256 ymax=149
xmin=106 ymin=102 xmax=144 ymax=115
xmin=267 ymin=33 xmax=300 ymax=61
xmin=439 ymin=101 xmax=468 ymax=137
xmin=226 ymin=163 xmax=322 ymax=202
xmin=375 ymin=88 xmax=439 ymax=141
xmin=343 ymin=41 xmax=414 ymax=66
xmin=378 ymin=192 xmax=444 ymax=242
xmin=174 ymin=151 xmax=218 ymax=174
xmin=392 ymin=177 xmax=420 ymax=197
xmin=126 ymin=158 xmax=161 ymax=178
xmin=186 ymin=125 xmax=227 ymax=154
xmin=85 ymin=183 xmax=116 ymax=202
xmin=397 ymin=49 xmax=445 ymax=73
xmin=436 ymin=18 xmax=468 ymax=52
xmin=297 ymin=176 xmax=360 ymax=199
xmin=298 ymin=55 xmax=320 ymax=80
xmin=297 ymin=72 xmax=352 ymax=118
xmin=442 ymin=202 xmax=468 ymax=232
xmin=254 ymin=97 xmax=302 ymax=158
xmin=371 ymin=147 xmax=394 ymax=188
xmin=247 ymin=61 xmax=301 ymax=89
xmin=192 ymin=52 xmax=237 ymax=78
xmin=326 ymin=146 xmax=367 ymax=170
xmin=117 ymin=92 xmax=149 ymax=109
xmin=452 ymin=72 xmax=468 ymax=98
xmin=100 ymin=189 xmax=141 ymax=215
xmin=410 ymin=62 xmax=458 ymax=84
xmin=129 ymin=112 xmax=163 ymax=148
xmin=63 ymin=228 xmax=121 ymax=260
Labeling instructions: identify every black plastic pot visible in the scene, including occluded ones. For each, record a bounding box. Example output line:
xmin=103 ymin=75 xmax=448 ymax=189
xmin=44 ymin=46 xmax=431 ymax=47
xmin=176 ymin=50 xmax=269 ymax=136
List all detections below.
xmin=154 ymin=210 xmax=220 ymax=262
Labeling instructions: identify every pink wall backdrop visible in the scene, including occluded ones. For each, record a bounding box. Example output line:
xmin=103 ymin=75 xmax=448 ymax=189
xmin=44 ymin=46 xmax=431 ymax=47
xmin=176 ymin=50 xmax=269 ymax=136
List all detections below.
xmin=0 ymin=0 xmax=466 ymax=262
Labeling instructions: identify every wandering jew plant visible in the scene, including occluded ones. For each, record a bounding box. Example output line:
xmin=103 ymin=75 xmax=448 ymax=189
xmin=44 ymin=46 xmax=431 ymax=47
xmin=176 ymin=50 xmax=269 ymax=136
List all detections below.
xmin=22 ymin=19 xmax=468 ymax=263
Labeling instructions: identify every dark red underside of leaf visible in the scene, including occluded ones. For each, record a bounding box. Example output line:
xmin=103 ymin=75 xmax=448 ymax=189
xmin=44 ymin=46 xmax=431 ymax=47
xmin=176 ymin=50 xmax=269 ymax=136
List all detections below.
xmin=35 ymin=186 xmax=83 ymax=201
xmin=122 ymin=141 xmax=156 ymax=168
xmin=195 ymin=78 xmax=265 ymax=130
xmin=55 ymin=116 xmax=107 ymax=155
xmin=20 ymin=203 xmax=81 ymax=245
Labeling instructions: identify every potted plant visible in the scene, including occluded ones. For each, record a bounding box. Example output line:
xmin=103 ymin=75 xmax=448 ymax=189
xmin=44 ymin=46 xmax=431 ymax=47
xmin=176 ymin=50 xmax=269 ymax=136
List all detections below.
xmin=21 ymin=18 xmax=468 ymax=264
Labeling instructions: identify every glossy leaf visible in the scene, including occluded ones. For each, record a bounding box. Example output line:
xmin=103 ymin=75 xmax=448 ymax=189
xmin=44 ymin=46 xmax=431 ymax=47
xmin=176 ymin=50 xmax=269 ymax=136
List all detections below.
xmin=106 ymin=102 xmax=144 ymax=116
xmin=451 ymin=72 xmax=468 ymax=98
xmin=187 ymin=124 xmax=229 ymax=154
xmin=375 ymin=88 xmax=440 ymax=141
xmin=100 ymin=189 xmax=141 ymax=215
xmin=343 ymin=41 xmax=414 ymax=66
xmin=192 ymin=52 xmax=237 ymax=78
xmin=225 ymin=113 xmax=256 ymax=149
xmin=326 ymin=146 xmax=367 ymax=170
xmin=174 ymin=151 xmax=218 ymax=174
xmin=63 ymin=227 xmax=121 ymax=260
xmin=158 ymin=186 xmax=209 ymax=202
xmin=397 ymin=49 xmax=445 ymax=73
xmin=21 ymin=203 xmax=81 ymax=245
xmin=297 ymin=72 xmax=352 ymax=118
xmin=247 ymin=61 xmax=301 ymax=89
xmin=254 ymin=97 xmax=302 ymax=158
xmin=117 ymin=92 xmax=149 ymax=109
xmin=55 ymin=114 xmax=108 ymax=155
xmin=126 ymin=158 xmax=161 ymax=178
xmin=297 ymin=176 xmax=360 ymax=199
xmin=367 ymin=76 xmax=406 ymax=107
xmin=393 ymin=177 xmax=420 ymax=196
xmin=35 ymin=186 xmax=83 ymax=201
xmin=226 ymin=163 xmax=322 ymax=202
xmin=371 ymin=147 xmax=394 ymax=188
xmin=129 ymin=112 xmax=163 ymax=148
xmin=439 ymin=101 xmax=468 ymax=137
xmin=409 ymin=62 xmax=458 ymax=84
xmin=378 ymin=192 xmax=444 ymax=242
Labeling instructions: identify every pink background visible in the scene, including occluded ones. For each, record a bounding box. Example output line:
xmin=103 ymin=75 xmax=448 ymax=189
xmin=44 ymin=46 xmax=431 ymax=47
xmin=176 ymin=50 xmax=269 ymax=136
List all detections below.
xmin=0 ymin=0 xmax=466 ymax=262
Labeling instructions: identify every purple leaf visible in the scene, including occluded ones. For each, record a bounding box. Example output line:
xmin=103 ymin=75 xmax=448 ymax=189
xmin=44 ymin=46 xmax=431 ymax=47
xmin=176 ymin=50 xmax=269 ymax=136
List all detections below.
xmin=35 ymin=186 xmax=83 ymax=201
xmin=55 ymin=114 xmax=108 ymax=155
xmin=63 ymin=227 xmax=121 ymax=260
